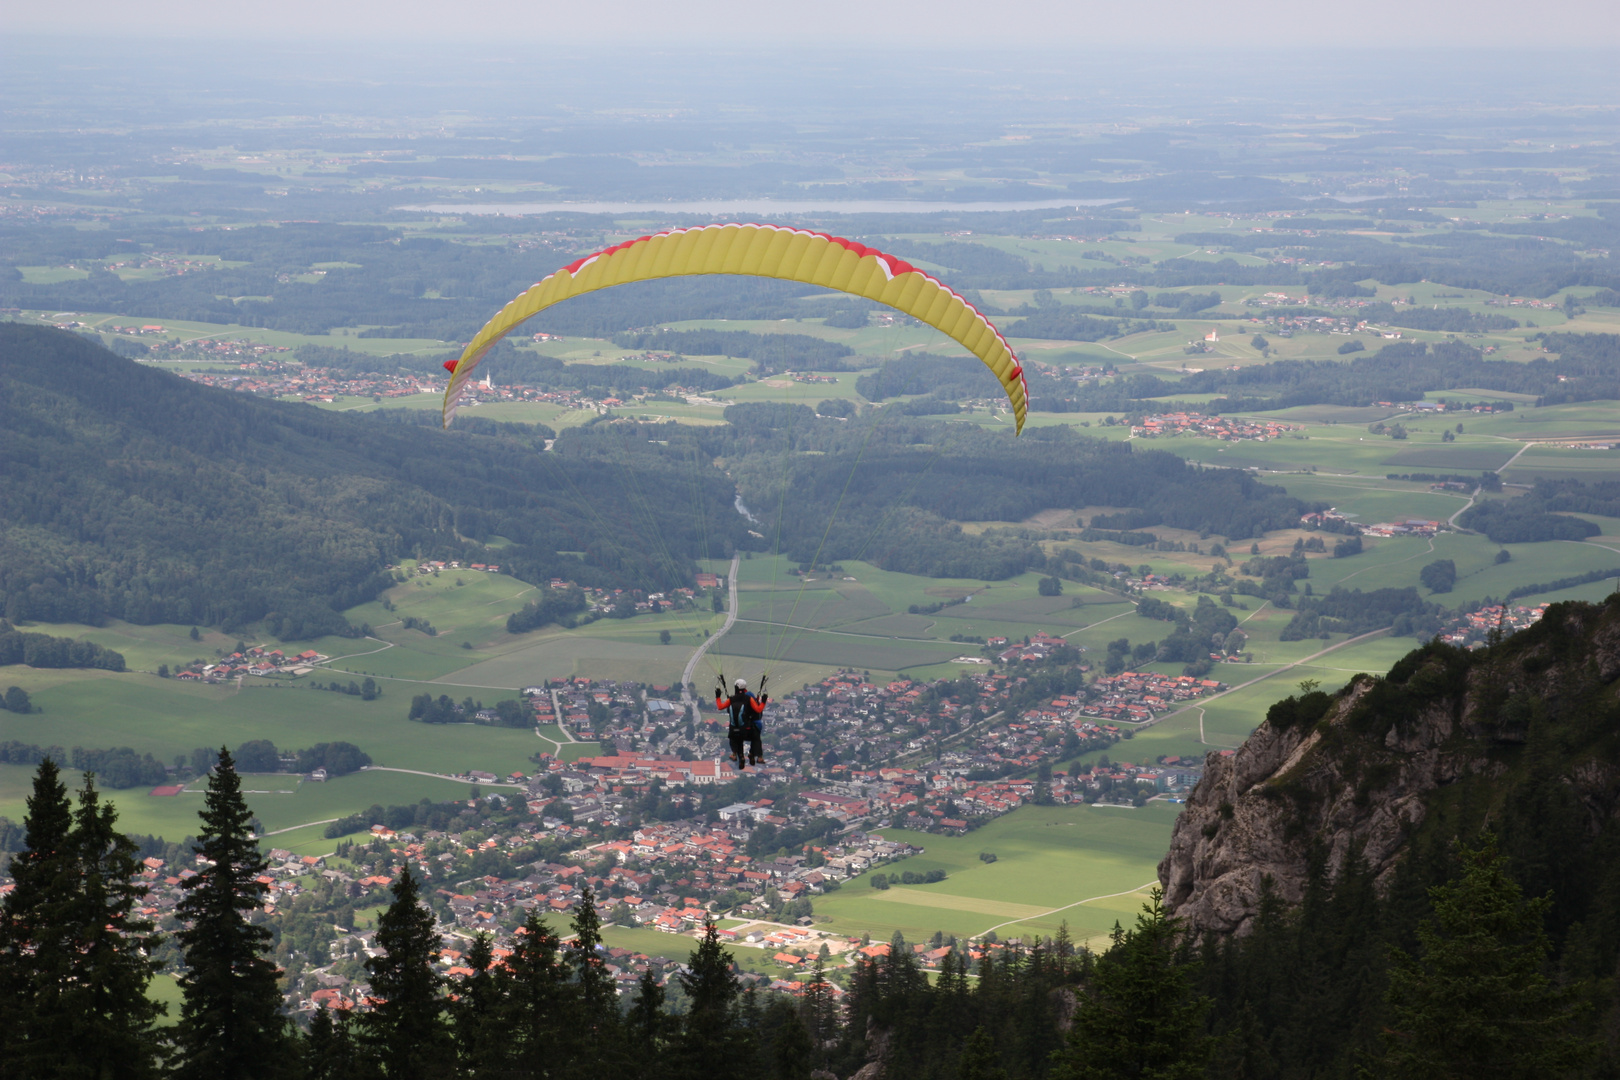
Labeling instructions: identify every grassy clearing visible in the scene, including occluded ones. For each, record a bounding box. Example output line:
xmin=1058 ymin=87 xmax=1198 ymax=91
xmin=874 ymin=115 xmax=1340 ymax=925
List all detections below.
xmin=0 ymin=763 xmax=488 ymax=844
xmin=0 ymin=669 xmax=548 ymax=778
xmin=599 ymin=925 xmax=787 ymax=976
xmin=716 ymin=626 xmax=963 ymax=672
xmin=1504 ymin=445 xmax=1620 ymax=481
xmin=4 ymin=619 xmax=250 ymax=675
xmin=1465 ymin=403 xmax=1620 ymax=440
xmin=1265 ymin=476 xmax=1466 ymax=525
xmin=1381 ymin=446 xmax=1520 ymax=471
xmin=812 ymin=803 xmax=1175 ymax=945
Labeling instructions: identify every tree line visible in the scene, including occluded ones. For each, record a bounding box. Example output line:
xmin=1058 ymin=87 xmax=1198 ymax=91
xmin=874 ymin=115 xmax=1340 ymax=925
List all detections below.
xmin=1167 ymin=338 xmax=1620 ymax=412
xmin=0 ymin=621 xmax=126 ymax=670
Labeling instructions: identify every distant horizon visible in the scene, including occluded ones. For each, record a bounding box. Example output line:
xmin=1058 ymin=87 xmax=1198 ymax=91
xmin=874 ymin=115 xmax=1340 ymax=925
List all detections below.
xmin=6 ymin=1 xmax=1619 ymax=51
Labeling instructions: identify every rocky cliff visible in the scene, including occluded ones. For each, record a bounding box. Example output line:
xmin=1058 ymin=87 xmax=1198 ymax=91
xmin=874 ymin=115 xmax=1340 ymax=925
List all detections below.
xmin=1160 ymin=594 xmax=1620 ymax=936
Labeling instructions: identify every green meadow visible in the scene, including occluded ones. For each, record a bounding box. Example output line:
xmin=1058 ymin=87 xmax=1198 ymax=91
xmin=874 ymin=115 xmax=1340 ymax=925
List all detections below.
xmin=0 ymin=668 xmax=552 ymax=778
xmin=0 ymin=762 xmax=483 ymax=845
xmin=812 ymin=803 xmax=1177 ymax=948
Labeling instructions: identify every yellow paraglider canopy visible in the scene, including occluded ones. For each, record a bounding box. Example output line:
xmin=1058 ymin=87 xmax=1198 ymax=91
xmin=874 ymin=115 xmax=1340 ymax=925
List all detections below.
xmin=440 ymin=223 xmax=1028 ymax=431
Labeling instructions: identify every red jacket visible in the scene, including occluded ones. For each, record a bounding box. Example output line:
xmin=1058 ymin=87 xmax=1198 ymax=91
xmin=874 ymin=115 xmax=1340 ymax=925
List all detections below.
xmin=716 ymin=691 xmax=766 ymax=731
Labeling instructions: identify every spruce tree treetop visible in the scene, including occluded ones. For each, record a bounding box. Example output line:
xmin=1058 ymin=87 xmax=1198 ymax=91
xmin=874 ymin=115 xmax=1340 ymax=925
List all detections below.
xmin=3 ymin=762 xmax=165 ymax=1079
xmin=3 ymin=756 xmax=72 ymax=928
xmin=673 ymin=919 xmax=750 ymax=1080
xmin=1051 ymin=888 xmax=1213 ymax=1080
xmin=362 ymin=865 xmax=454 ymax=1079
xmin=174 ymin=747 xmax=294 ymax=1080
xmin=68 ymin=774 xmax=166 ymax=1075
xmin=1380 ymin=832 xmax=1598 ymax=1080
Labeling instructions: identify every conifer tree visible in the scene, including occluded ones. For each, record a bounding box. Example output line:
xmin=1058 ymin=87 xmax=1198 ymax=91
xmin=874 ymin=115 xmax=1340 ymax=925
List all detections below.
xmin=64 ymin=773 xmax=167 ymax=1077
xmin=569 ymin=885 xmax=620 ymax=1037
xmin=305 ymin=1004 xmax=360 ymax=1080
xmin=674 ymin=920 xmax=749 ymax=1080
xmin=627 ymin=967 xmax=669 ymax=1069
xmin=1 ymin=761 xmax=164 ymax=1078
xmin=959 ymin=1026 xmax=1010 ymax=1080
xmin=768 ymin=999 xmax=814 ymax=1080
xmin=448 ymin=932 xmax=505 ymax=1076
xmin=0 ymin=757 xmax=76 ymax=1078
xmin=1051 ymin=888 xmax=1213 ymax=1080
xmin=501 ymin=912 xmax=570 ymax=1078
xmin=361 ymin=865 xmax=454 ymax=1079
xmin=174 ymin=747 xmax=295 ymax=1079
xmin=1380 ymin=833 xmax=1597 ymax=1079
xmin=801 ymin=953 xmax=839 ymax=1056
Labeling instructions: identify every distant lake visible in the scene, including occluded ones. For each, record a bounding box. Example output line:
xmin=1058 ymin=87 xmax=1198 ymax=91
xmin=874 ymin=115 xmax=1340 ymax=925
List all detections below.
xmin=398 ymin=198 xmax=1124 ymax=216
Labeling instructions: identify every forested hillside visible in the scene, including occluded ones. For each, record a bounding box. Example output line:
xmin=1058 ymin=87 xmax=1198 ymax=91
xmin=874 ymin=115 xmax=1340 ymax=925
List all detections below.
xmin=0 ymin=326 xmax=744 ymax=636
xmin=707 ymin=404 xmax=1305 ymax=576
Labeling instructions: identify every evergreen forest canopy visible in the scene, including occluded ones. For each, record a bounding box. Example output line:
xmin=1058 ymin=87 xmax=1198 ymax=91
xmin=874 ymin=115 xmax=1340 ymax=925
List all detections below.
xmin=712 ymin=403 xmax=1307 ymax=558
xmin=0 ymin=327 xmax=1313 ymax=639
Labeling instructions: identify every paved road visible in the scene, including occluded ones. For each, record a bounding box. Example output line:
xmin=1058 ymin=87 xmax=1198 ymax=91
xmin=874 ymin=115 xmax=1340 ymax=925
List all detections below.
xmin=546 ymin=687 xmax=578 ymax=747
xmin=1447 ymin=442 xmax=1529 ymax=529
xmin=682 ymin=554 xmax=740 ymax=711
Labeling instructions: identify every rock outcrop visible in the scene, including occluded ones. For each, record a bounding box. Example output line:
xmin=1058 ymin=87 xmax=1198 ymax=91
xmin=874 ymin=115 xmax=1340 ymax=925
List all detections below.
xmin=1160 ymin=595 xmax=1620 ymax=936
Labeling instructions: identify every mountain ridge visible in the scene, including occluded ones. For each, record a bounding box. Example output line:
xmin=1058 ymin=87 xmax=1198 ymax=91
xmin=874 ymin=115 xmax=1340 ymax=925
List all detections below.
xmin=1161 ymin=593 xmax=1620 ymax=937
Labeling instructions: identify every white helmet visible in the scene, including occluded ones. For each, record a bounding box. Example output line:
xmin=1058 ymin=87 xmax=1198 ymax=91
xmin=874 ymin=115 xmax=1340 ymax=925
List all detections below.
xmin=735 ymin=678 xmax=748 ymax=690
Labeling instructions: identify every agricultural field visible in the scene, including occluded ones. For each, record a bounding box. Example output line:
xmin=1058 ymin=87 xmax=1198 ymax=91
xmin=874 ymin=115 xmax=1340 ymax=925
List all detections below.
xmin=812 ymin=803 xmax=1178 ymax=948
xmin=0 ymin=665 xmax=553 ymax=782
xmin=0 ymin=761 xmax=482 ymax=844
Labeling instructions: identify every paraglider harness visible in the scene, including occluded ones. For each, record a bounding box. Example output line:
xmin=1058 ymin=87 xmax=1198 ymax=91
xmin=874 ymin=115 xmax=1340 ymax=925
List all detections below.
xmin=716 ymin=673 xmax=767 ymax=769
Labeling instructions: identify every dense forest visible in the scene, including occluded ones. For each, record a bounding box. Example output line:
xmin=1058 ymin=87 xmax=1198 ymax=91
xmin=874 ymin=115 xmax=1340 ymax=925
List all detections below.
xmin=1453 ymin=476 xmax=1620 ymax=544
xmin=705 ymin=405 xmax=1307 ymax=573
xmin=0 ymin=620 xmax=127 ymax=670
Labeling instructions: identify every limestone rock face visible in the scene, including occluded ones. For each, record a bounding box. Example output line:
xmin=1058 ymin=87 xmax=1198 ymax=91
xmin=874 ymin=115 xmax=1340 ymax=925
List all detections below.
xmin=1159 ymin=598 xmax=1620 ymax=937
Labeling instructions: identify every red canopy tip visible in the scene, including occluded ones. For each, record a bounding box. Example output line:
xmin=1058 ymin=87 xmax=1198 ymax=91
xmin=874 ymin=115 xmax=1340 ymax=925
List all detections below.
xmin=443 ymin=360 xmax=458 ymax=374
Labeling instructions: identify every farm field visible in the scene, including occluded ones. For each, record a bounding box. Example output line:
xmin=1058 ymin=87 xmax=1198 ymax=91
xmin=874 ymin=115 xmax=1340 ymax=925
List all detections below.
xmin=811 ymin=803 xmax=1177 ymax=947
xmin=0 ymin=762 xmax=482 ymax=844
xmin=1503 ymin=445 xmax=1620 ymax=482
xmin=599 ymin=925 xmax=789 ymax=977
xmin=0 ymin=668 xmax=549 ymax=778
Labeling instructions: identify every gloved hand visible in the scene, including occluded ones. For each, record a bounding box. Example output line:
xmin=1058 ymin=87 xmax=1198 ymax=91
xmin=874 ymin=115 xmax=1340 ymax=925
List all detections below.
xmin=715 ymin=681 xmax=726 ymax=699
xmin=760 ymin=694 xmax=769 ymax=705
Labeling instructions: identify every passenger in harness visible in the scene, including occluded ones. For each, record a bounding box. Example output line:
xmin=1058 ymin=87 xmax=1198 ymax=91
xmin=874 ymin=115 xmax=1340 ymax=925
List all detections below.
xmin=715 ymin=676 xmax=768 ymax=770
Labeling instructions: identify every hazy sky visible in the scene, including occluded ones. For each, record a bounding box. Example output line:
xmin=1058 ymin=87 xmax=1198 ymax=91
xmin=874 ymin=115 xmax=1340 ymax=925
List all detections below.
xmin=12 ymin=0 xmax=1620 ymax=48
